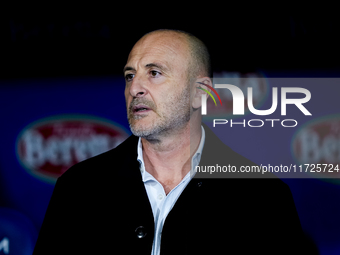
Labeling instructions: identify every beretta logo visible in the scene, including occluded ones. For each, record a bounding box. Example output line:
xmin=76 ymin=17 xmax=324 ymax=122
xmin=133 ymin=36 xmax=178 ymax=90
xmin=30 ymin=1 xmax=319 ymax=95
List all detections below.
xmin=16 ymin=115 xmax=129 ymax=183
xmin=292 ymin=114 xmax=340 ymax=180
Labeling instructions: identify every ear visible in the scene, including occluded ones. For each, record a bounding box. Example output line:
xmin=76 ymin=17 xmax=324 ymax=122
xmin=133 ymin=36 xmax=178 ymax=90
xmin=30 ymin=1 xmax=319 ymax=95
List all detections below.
xmin=192 ymin=77 xmax=213 ymax=109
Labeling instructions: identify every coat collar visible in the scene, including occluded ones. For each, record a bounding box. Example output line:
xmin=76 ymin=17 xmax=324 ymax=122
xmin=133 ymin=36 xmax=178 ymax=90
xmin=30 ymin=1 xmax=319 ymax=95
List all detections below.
xmin=114 ymin=122 xmax=265 ymax=179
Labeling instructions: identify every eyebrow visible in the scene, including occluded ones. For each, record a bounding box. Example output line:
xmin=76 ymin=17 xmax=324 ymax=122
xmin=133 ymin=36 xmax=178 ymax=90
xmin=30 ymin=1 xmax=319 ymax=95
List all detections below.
xmin=123 ymin=66 xmax=135 ymax=73
xmin=123 ymin=62 xmax=170 ymax=73
xmin=145 ymin=63 xmax=169 ymax=72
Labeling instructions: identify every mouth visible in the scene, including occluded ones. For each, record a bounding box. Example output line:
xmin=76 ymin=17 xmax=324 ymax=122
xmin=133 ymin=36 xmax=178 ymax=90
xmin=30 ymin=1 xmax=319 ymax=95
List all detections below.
xmin=132 ymin=104 xmax=152 ymax=114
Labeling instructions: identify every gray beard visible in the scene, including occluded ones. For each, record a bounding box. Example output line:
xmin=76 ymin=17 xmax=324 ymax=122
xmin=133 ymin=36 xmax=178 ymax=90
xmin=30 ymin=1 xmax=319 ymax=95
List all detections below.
xmin=128 ymin=86 xmax=191 ymax=140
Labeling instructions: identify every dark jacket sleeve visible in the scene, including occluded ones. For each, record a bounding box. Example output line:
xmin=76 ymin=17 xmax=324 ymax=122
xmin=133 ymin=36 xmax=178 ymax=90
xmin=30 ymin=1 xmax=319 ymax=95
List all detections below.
xmin=33 ymin=173 xmax=81 ymax=255
xmin=255 ymin=181 xmax=306 ymax=254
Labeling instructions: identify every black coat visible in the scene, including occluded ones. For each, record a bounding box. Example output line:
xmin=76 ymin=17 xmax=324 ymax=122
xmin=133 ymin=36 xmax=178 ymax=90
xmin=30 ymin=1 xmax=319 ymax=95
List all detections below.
xmin=33 ymin=125 xmax=305 ymax=254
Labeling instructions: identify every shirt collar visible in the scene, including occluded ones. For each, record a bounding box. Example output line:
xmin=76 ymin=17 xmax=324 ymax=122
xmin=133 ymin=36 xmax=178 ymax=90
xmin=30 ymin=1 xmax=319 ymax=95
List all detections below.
xmin=137 ymin=126 xmax=205 ymax=182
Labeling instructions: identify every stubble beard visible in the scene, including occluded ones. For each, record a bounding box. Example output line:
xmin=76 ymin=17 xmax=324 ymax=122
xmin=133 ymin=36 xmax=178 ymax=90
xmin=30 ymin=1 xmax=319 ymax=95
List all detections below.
xmin=127 ymin=86 xmax=191 ymax=140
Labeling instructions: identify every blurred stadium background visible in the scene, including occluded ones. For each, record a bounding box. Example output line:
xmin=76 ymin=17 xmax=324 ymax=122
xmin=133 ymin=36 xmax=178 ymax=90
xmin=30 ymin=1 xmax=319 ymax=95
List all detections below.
xmin=1 ymin=8 xmax=339 ymax=254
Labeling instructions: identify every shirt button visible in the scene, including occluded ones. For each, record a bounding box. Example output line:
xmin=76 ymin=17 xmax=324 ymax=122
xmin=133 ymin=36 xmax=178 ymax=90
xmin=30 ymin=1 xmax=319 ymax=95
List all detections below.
xmin=197 ymin=182 xmax=202 ymax=187
xmin=157 ymin=193 xmax=164 ymax=200
xmin=135 ymin=226 xmax=147 ymax=238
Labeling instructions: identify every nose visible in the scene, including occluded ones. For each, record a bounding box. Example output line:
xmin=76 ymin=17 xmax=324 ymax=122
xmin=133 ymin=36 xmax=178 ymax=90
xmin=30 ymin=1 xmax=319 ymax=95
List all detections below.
xmin=128 ymin=74 xmax=148 ymax=98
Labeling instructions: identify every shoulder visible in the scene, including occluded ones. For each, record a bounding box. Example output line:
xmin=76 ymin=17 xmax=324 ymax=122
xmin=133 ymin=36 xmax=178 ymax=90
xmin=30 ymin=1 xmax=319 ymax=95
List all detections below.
xmin=58 ymin=134 xmax=139 ymax=183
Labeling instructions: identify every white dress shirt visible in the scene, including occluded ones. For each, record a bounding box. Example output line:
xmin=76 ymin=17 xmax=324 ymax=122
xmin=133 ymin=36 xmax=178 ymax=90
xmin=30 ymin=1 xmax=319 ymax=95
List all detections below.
xmin=137 ymin=126 xmax=205 ymax=255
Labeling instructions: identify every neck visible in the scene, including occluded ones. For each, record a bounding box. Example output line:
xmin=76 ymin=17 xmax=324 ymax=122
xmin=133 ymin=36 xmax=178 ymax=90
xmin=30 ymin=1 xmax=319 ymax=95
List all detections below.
xmin=141 ymin=122 xmax=202 ymax=194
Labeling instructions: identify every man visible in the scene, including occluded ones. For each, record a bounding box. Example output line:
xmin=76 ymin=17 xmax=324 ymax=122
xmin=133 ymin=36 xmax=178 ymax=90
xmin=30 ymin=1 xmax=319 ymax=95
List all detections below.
xmin=33 ymin=29 xmax=305 ymax=254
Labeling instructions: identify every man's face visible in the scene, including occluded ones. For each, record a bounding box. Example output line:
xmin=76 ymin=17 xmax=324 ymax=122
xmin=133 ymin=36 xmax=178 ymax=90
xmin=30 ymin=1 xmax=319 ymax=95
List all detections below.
xmin=124 ymin=32 xmax=193 ymax=138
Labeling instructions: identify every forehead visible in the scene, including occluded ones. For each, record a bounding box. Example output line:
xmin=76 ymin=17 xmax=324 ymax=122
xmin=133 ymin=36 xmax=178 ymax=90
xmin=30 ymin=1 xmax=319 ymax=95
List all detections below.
xmin=126 ymin=32 xmax=191 ymax=69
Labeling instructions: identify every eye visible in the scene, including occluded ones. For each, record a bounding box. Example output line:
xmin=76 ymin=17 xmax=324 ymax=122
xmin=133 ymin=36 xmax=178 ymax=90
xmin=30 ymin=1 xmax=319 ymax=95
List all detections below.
xmin=125 ymin=73 xmax=134 ymax=82
xmin=150 ymin=70 xmax=161 ymax=77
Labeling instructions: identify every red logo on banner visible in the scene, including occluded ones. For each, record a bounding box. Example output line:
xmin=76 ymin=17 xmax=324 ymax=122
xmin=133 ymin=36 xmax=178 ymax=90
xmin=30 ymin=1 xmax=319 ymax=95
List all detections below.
xmin=16 ymin=115 xmax=129 ymax=183
xmin=292 ymin=114 xmax=340 ymax=179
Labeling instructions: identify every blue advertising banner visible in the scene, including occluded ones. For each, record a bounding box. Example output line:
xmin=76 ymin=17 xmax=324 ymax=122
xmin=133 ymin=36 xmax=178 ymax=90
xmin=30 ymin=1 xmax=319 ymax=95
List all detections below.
xmin=0 ymin=76 xmax=130 ymax=253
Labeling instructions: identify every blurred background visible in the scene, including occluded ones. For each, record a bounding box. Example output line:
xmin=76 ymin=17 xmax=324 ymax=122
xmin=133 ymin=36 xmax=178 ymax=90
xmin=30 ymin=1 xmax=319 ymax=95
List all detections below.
xmin=1 ymin=6 xmax=339 ymax=254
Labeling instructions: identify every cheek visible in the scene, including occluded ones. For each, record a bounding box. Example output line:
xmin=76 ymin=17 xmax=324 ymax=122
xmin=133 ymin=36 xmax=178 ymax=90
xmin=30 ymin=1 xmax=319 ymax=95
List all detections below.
xmin=124 ymin=86 xmax=130 ymax=99
xmin=124 ymin=88 xmax=131 ymax=106
xmin=148 ymin=76 xmax=166 ymax=85
xmin=160 ymin=91 xmax=178 ymax=108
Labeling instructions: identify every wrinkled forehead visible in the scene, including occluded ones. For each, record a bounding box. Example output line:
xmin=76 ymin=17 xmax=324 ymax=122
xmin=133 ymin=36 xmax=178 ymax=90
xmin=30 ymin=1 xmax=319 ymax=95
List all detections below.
xmin=126 ymin=32 xmax=191 ymax=69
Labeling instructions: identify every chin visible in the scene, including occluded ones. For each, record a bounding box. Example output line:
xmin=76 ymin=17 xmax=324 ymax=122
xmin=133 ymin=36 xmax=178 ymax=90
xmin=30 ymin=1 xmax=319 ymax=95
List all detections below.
xmin=129 ymin=122 xmax=154 ymax=137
